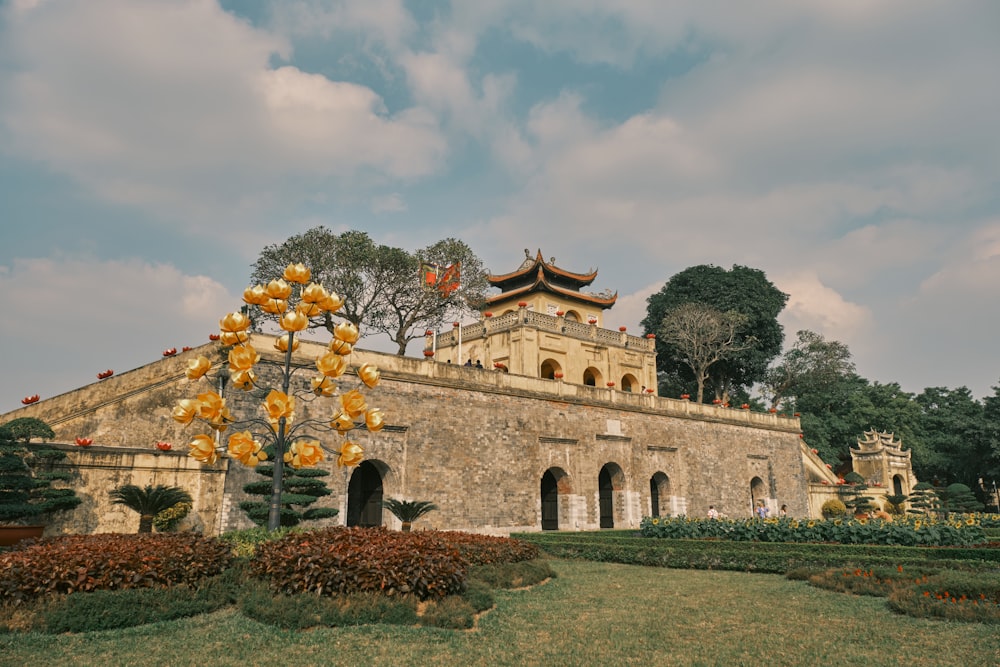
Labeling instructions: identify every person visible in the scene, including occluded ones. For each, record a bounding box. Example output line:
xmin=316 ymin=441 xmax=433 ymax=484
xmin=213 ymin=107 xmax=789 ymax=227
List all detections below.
xmin=755 ymin=502 xmax=769 ymax=519
xmin=475 ymin=360 xmax=483 ymax=368
xmin=707 ymin=505 xmax=719 ymax=520
xmin=779 ymin=504 xmax=788 ymax=517
xmin=464 ymin=359 xmax=472 ymax=366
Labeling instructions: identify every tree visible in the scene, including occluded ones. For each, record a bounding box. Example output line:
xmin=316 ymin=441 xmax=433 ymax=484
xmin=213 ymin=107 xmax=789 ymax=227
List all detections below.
xmin=382 ymin=498 xmax=438 ymax=532
xmin=913 ymin=386 xmax=990 ymax=489
xmin=642 ymin=265 xmax=788 ymax=402
xmin=939 ymin=483 xmax=982 ymax=515
xmin=657 ymin=303 xmax=753 ymax=403
xmin=907 ymin=482 xmax=940 ymax=517
xmin=239 ymin=463 xmax=338 ymax=528
xmin=763 ymin=330 xmax=855 ymax=411
xmin=250 ymin=229 xmax=489 ymax=355
xmin=838 ymin=471 xmax=875 ymax=516
xmin=4 ymin=417 xmax=55 ymax=444
xmin=109 ymin=484 xmax=193 ymax=534
xmin=0 ymin=424 xmax=81 ymax=526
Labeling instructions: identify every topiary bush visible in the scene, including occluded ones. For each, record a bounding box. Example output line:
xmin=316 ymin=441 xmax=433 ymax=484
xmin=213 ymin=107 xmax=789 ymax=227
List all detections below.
xmin=249 ymin=527 xmax=466 ymax=600
xmin=822 ymin=498 xmax=848 ymax=518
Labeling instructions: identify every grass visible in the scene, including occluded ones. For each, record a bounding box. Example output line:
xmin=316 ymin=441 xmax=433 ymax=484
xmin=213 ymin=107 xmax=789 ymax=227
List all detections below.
xmin=3 ymin=560 xmax=999 ymax=666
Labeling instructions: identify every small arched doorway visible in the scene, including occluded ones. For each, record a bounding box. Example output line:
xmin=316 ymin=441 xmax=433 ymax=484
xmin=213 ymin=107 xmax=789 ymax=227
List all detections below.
xmin=541 ymin=467 xmax=569 ymax=530
xmin=583 ymin=367 xmax=603 ymax=387
xmin=893 ymin=474 xmax=904 ymax=496
xmin=650 ymin=472 xmax=670 ymax=516
xmin=621 ymin=373 xmax=639 ymax=392
xmin=347 ymin=461 xmax=383 ymax=527
xmin=564 ymin=310 xmax=581 ymax=322
xmin=750 ymin=476 xmax=766 ymax=516
xmin=540 ymin=358 xmax=562 ymax=380
xmin=598 ymin=463 xmax=624 ymax=529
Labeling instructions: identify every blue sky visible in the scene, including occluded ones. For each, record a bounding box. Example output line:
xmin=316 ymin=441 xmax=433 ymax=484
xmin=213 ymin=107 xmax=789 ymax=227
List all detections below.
xmin=2 ymin=0 xmax=999 ymax=413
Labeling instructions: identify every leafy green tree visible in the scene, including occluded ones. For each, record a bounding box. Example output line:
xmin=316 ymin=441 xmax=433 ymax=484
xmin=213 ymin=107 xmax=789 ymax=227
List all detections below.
xmin=763 ymin=330 xmax=855 ymax=411
xmin=4 ymin=417 xmax=55 ymax=443
xmin=109 ymin=484 xmax=193 ymax=534
xmin=939 ymin=483 xmax=983 ymax=515
xmin=913 ymin=386 xmax=990 ymax=489
xmin=883 ymin=493 xmax=908 ymax=516
xmin=0 ymin=424 xmax=81 ymax=525
xmin=839 ymin=471 xmax=875 ymax=515
xmin=382 ymin=498 xmax=438 ymax=532
xmin=907 ymin=482 xmax=940 ymax=517
xmin=240 ymin=462 xmax=338 ymax=527
xmin=250 ymin=228 xmax=489 ymax=354
xmin=642 ymin=265 xmax=788 ymax=402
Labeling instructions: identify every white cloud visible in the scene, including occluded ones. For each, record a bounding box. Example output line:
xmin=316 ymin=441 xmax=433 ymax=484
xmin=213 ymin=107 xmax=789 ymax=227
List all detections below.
xmin=371 ymin=192 xmax=407 ymax=213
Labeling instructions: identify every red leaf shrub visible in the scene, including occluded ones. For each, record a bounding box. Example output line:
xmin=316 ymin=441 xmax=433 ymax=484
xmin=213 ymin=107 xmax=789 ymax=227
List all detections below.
xmin=0 ymin=533 xmax=233 ymax=604
xmin=250 ymin=527 xmax=467 ymax=600
xmin=436 ymin=531 xmax=540 ymax=565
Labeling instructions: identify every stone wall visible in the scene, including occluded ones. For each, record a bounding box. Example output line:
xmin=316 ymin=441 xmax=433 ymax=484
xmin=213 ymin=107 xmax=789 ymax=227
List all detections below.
xmin=4 ymin=335 xmax=810 ymax=536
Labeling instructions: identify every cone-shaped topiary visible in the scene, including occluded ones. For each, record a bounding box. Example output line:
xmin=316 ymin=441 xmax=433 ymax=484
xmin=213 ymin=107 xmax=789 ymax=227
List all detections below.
xmin=110 ymin=484 xmax=193 ymax=533
xmin=0 ymin=423 xmax=81 ymax=526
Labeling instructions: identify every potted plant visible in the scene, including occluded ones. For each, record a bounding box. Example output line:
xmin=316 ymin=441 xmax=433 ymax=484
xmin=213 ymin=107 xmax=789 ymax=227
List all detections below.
xmin=109 ymin=484 xmax=193 ymax=534
xmin=382 ymin=497 xmax=438 ymax=532
xmin=0 ymin=420 xmax=82 ymax=545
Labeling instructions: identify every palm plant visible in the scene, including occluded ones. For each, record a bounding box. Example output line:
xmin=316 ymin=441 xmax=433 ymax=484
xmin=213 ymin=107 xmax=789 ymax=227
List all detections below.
xmin=110 ymin=484 xmax=192 ymax=533
xmin=382 ymin=498 xmax=438 ymax=532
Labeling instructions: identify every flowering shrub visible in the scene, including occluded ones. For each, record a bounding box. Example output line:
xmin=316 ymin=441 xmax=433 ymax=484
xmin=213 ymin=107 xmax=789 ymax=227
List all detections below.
xmin=152 ymin=501 xmax=192 ymax=532
xmin=887 ymin=570 xmax=1000 ymax=623
xmin=0 ymin=533 xmax=233 ymax=604
xmin=640 ymin=515 xmax=987 ymax=547
xmin=435 ymin=531 xmax=540 ymax=565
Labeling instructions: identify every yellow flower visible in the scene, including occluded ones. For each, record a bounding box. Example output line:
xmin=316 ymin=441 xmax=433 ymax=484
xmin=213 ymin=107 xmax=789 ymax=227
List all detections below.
xmin=337 ymin=441 xmax=364 ymax=467
xmin=188 ymin=434 xmax=218 ymax=464
xmin=320 ymin=292 xmax=343 ymax=313
xmin=242 ymin=285 xmax=267 ymax=306
xmin=913 ymin=520 xmax=922 ymax=530
xmin=227 ymin=431 xmax=267 ymax=467
xmin=231 ymin=369 xmax=256 ymax=391
xmin=966 ymin=517 xmax=976 ymax=526
xmin=316 ymin=351 xmax=347 ymax=378
xmin=651 ymin=518 xmax=659 ymax=525
xmin=220 ymin=330 xmax=250 ymax=346
xmin=285 ymin=439 xmax=324 ymax=469
xmin=274 ymin=334 xmax=299 ymax=353
xmin=311 ymin=376 xmax=337 ymax=397
xmin=185 ymin=355 xmax=212 ymax=380
xmin=197 ymin=391 xmax=232 ymax=431
xmin=282 ymin=263 xmax=311 ymax=284
xmin=228 ymin=344 xmax=259 ymax=372
xmin=265 ymin=278 xmax=292 ymax=300
xmin=340 ymin=389 xmax=367 ymax=418
xmin=331 ymin=412 xmax=355 ymax=434
xmin=358 ymin=363 xmax=380 ymax=388
xmin=260 ymin=298 xmax=288 ymax=315
xmin=220 ymin=312 xmax=251 ymax=332
xmin=172 ymin=399 xmax=199 ymax=425
xmin=333 ymin=321 xmax=360 ymax=345
xmin=364 ymin=408 xmax=385 ymax=432
xmin=329 ymin=339 xmax=353 ymax=356
xmin=300 ymin=282 xmax=328 ymax=304
xmin=280 ymin=311 xmax=309 ymax=332
xmin=264 ymin=389 xmax=295 ymax=427
xmin=807 ymin=520 xmax=816 ymax=528
xmin=295 ymin=301 xmax=323 ymax=318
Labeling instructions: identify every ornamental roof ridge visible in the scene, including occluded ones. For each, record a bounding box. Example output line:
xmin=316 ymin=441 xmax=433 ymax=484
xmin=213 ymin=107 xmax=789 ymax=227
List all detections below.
xmin=487 ymin=249 xmax=598 ymax=286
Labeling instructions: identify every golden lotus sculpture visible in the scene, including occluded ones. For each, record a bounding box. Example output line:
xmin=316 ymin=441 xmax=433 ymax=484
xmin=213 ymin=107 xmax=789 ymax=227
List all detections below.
xmin=171 ymin=262 xmax=385 ymax=530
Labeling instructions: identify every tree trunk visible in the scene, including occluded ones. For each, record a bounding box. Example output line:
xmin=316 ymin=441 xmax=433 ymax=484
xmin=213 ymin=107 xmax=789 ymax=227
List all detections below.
xmin=401 ymin=521 xmax=412 ymax=532
xmin=139 ymin=514 xmax=154 ymax=533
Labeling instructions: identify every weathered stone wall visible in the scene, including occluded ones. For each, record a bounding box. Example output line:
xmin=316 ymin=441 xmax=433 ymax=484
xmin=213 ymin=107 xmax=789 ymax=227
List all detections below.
xmin=4 ymin=336 xmax=810 ymax=535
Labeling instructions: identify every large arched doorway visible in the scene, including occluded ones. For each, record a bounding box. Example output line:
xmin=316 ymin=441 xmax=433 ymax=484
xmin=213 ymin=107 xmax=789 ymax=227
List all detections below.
xmin=541 ymin=468 xmax=571 ymax=530
xmin=347 ymin=461 xmax=383 ymax=527
xmin=650 ymin=472 xmax=670 ymax=517
xmin=598 ymin=463 xmax=624 ymax=529
xmin=750 ymin=476 xmax=766 ymax=517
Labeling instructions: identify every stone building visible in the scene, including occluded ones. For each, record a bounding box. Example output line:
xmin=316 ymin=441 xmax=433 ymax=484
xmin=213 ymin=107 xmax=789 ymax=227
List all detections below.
xmin=1 ymin=251 xmax=914 ymax=536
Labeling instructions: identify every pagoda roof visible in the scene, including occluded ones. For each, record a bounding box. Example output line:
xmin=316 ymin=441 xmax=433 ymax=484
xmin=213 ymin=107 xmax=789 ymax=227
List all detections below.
xmin=488 ymin=250 xmax=598 ymax=290
xmin=486 ymin=267 xmax=618 ymax=309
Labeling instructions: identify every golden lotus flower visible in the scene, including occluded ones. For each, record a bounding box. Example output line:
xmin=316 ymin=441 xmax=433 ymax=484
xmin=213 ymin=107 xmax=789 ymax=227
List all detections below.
xmin=172 ymin=399 xmax=199 ymax=425
xmin=282 ymin=263 xmax=311 ymax=284
xmin=333 ymin=321 xmax=360 ymax=345
xmin=242 ymin=285 xmax=267 ymax=305
xmin=331 ymin=412 xmax=355 ymax=434
xmin=274 ymin=334 xmax=300 ymax=353
xmin=228 ymin=344 xmax=259 ymax=372
xmin=264 ymin=389 xmax=294 ymax=427
xmin=320 ymin=292 xmax=344 ymax=312
xmin=227 ymin=431 xmax=267 ymax=467
xmin=296 ymin=300 xmax=323 ymax=318
xmin=316 ymin=351 xmax=347 ymax=378
xmin=364 ymin=408 xmax=385 ymax=432
xmin=284 ymin=438 xmax=324 ymax=469
xmin=260 ymin=298 xmax=288 ymax=315
xmin=231 ymin=369 xmax=256 ymax=391
xmin=186 ymin=355 xmax=212 ymax=380
xmin=337 ymin=441 xmax=364 ymax=467
xmin=358 ymin=363 xmax=380 ymax=388
xmin=329 ymin=339 xmax=353 ymax=356
xmin=220 ymin=312 xmax=252 ymax=332
xmin=197 ymin=391 xmax=232 ymax=430
xmin=265 ymin=278 xmax=292 ymax=300
xmin=220 ymin=330 xmax=250 ymax=346
xmin=340 ymin=389 xmax=367 ymax=418
xmin=188 ymin=434 xmax=218 ymax=465
xmin=280 ymin=311 xmax=309 ymax=332
xmin=311 ymin=376 xmax=337 ymax=397
xmin=301 ymin=282 xmax=328 ymax=304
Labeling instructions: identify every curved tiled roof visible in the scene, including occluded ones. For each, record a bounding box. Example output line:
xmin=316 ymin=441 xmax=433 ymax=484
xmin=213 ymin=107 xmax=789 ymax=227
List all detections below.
xmin=486 ymin=266 xmax=618 ymax=308
xmin=488 ymin=250 xmax=597 ymax=289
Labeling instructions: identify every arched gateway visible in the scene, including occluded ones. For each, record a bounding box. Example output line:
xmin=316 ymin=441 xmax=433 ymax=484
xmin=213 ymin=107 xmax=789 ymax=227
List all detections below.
xmin=347 ymin=461 xmax=384 ymax=527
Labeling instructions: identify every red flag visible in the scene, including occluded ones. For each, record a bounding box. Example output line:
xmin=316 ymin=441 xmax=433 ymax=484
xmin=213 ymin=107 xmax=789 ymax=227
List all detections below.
xmin=420 ymin=261 xmax=440 ymax=288
xmin=438 ymin=262 xmax=461 ymax=296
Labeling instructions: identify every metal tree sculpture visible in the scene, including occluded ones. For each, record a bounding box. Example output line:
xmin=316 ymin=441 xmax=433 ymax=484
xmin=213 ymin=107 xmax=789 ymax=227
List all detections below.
xmin=173 ymin=263 xmax=385 ymax=530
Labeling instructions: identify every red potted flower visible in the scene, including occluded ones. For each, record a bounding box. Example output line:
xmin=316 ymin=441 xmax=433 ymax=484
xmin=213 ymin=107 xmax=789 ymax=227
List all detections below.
xmin=155 ymin=441 xmax=172 ymax=451
xmin=74 ymin=437 xmax=93 ymax=447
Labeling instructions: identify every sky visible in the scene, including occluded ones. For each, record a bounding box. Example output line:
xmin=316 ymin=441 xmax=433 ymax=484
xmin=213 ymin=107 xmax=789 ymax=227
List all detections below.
xmin=2 ymin=0 xmax=999 ymax=414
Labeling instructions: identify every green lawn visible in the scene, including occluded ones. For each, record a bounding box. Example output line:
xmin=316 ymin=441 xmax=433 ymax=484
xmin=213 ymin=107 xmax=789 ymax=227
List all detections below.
xmin=3 ymin=560 xmax=997 ymax=666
